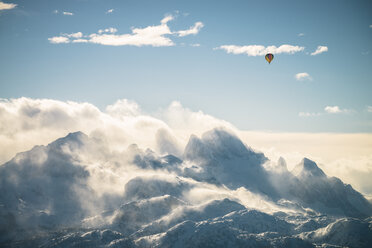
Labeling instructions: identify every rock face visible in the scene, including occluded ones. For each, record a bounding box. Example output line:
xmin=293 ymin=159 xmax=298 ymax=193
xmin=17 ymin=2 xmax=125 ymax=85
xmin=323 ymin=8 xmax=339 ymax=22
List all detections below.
xmin=0 ymin=129 xmax=372 ymax=248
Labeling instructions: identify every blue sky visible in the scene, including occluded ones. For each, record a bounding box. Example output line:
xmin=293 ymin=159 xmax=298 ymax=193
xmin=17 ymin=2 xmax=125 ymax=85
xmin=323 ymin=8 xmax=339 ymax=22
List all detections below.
xmin=1 ymin=0 xmax=372 ymax=132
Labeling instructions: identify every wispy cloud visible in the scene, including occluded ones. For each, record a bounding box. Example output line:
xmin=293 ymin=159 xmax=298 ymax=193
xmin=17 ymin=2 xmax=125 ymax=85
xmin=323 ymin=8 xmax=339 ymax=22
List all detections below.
xmin=298 ymin=33 xmax=305 ymax=37
xmin=216 ymin=44 xmax=304 ymax=56
xmin=177 ymin=22 xmax=204 ymax=37
xmin=367 ymin=106 xmax=372 ymax=113
xmin=295 ymin=72 xmax=312 ymax=81
xmin=97 ymin=28 xmax=117 ymax=34
xmin=298 ymin=112 xmax=321 ymax=117
xmin=63 ymin=11 xmax=74 ymax=16
xmin=49 ymin=15 xmax=204 ymax=47
xmin=369 ymin=24 xmax=372 ymax=28
xmin=64 ymin=32 xmax=83 ymax=38
xmin=311 ymin=46 xmax=328 ymax=55
xmin=106 ymin=9 xmax=114 ymax=14
xmin=299 ymin=105 xmax=351 ymax=117
xmin=0 ymin=1 xmax=17 ymax=10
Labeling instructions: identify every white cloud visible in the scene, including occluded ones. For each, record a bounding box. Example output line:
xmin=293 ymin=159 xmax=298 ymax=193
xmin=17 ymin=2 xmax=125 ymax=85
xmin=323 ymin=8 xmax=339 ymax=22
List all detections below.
xmin=295 ymin=72 xmax=312 ymax=81
xmin=88 ymin=24 xmax=174 ymax=47
xmin=49 ymin=15 xmax=203 ymax=47
xmin=98 ymin=28 xmax=117 ymax=34
xmin=370 ymin=24 xmax=372 ymax=28
xmin=72 ymin=39 xmax=88 ymax=43
xmin=0 ymin=98 xmax=234 ymax=165
xmin=299 ymin=105 xmax=351 ymax=117
xmin=367 ymin=106 xmax=372 ymax=112
xmin=190 ymin=43 xmax=200 ymax=47
xmin=65 ymin=32 xmax=83 ymax=38
xmin=161 ymin=15 xmax=174 ymax=24
xmin=48 ymin=36 xmax=70 ymax=44
xmin=63 ymin=11 xmax=74 ymax=16
xmin=1 ymin=97 xmax=372 ymax=197
xmin=106 ymin=9 xmax=114 ymax=14
xmin=324 ymin=106 xmax=344 ymax=114
xmin=217 ymin=44 xmax=304 ymax=56
xmin=53 ymin=10 xmax=59 ymax=14
xmin=298 ymin=33 xmax=305 ymax=37
xmin=311 ymin=45 xmax=328 ymax=55
xmin=177 ymin=22 xmax=204 ymax=37
xmin=298 ymin=112 xmax=321 ymax=117
xmin=0 ymin=1 xmax=17 ymax=10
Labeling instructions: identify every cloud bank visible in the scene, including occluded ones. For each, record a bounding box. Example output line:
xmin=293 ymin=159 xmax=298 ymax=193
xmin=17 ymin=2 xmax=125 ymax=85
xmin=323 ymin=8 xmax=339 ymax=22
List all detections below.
xmin=48 ymin=15 xmax=204 ymax=47
xmin=0 ymin=97 xmax=371 ymax=195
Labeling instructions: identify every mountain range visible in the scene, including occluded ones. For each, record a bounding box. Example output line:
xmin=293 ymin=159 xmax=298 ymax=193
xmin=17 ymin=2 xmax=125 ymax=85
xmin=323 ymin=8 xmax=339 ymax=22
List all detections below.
xmin=1 ymin=128 xmax=371 ymax=247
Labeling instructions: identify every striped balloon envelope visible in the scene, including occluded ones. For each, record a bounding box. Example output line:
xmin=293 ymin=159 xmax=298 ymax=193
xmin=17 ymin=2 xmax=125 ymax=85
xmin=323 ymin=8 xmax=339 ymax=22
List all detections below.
xmin=265 ymin=53 xmax=274 ymax=64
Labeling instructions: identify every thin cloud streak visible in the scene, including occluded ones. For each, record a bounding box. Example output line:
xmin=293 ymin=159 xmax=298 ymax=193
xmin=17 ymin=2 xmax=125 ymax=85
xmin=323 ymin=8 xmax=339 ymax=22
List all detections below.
xmin=63 ymin=11 xmax=74 ymax=16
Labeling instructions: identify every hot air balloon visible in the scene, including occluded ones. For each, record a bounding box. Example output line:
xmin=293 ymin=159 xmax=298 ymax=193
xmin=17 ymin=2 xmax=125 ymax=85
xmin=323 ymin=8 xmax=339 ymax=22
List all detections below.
xmin=265 ymin=53 xmax=274 ymax=64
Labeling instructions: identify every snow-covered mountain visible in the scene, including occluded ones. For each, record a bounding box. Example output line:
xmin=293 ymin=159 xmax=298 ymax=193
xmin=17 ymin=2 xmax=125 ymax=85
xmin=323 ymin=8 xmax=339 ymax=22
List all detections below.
xmin=1 ymin=129 xmax=371 ymax=247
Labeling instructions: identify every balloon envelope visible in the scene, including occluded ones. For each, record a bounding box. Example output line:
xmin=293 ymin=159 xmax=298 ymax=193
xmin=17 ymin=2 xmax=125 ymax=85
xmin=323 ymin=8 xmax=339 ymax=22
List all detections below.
xmin=265 ymin=53 xmax=274 ymax=64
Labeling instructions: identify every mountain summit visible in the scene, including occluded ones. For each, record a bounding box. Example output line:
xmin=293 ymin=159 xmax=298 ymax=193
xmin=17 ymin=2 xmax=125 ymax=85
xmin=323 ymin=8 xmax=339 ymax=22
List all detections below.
xmin=292 ymin=157 xmax=326 ymax=178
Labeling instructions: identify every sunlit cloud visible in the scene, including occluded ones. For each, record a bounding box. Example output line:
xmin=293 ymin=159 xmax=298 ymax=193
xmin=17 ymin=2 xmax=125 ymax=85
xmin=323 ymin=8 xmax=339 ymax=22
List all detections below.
xmin=106 ymin=9 xmax=114 ymax=14
xmin=63 ymin=11 xmax=74 ymax=16
xmin=324 ymin=105 xmax=349 ymax=114
xmin=311 ymin=45 xmax=328 ymax=55
xmin=48 ymin=15 xmax=204 ymax=47
xmin=216 ymin=44 xmax=305 ymax=56
xmin=295 ymin=72 xmax=312 ymax=81
xmin=1 ymin=97 xmax=372 ymax=198
xmin=177 ymin=22 xmax=204 ymax=37
xmin=0 ymin=1 xmax=17 ymax=10
xmin=48 ymin=36 xmax=70 ymax=44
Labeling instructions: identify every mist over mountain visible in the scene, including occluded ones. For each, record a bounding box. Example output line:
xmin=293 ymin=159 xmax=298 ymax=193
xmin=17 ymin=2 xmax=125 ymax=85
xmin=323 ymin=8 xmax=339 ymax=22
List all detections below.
xmin=1 ymin=128 xmax=371 ymax=247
